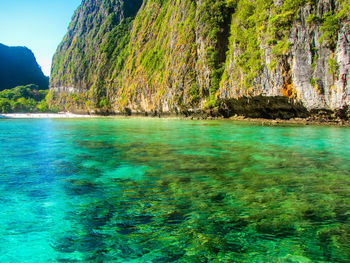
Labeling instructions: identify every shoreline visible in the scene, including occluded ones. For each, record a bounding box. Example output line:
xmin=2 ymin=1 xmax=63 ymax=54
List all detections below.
xmin=0 ymin=112 xmax=349 ymax=127
xmin=225 ymin=116 xmax=350 ymax=127
xmin=0 ymin=113 xmax=97 ymax=119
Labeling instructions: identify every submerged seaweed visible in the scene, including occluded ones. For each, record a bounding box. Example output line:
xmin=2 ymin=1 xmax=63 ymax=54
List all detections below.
xmin=0 ymin=119 xmax=350 ymax=262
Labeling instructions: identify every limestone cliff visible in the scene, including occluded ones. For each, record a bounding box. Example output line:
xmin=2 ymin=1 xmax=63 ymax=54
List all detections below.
xmin=50 ymin=0 xmax=350 ymax=117
xmin=219 ymin=0 xmax=350 ymax=110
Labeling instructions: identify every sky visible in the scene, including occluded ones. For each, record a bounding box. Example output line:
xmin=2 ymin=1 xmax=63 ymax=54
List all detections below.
xmin=0 ymin=0 xmax=82 ymax=76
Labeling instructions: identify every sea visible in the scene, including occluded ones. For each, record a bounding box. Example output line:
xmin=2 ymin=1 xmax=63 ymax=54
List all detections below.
xmin=0 ymin=118 xmax=349 ymax=262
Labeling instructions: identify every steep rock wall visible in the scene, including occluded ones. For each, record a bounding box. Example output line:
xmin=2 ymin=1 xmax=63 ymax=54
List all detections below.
xmin=50 ymin=0 xmax=143 ymax=110
xmin=50 ymin=0 xmax=350 ymax=115
xmin=219 ymin=0 xmax=350 ymax=110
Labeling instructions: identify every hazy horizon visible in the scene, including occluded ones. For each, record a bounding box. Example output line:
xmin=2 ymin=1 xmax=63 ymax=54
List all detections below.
xmin=0 ymin=0 xmax=81 ymax=76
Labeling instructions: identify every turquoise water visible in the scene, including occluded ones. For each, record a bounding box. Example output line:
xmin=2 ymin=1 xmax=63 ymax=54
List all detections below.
xmin=0 ymin=118 xmax=350 ymax=262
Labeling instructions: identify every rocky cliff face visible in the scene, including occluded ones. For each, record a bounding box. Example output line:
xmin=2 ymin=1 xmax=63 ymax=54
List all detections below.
xmin=50 ymin=0 xmax=142 ymax=110
xmin=219 ymin=0 xmax=350 ymax=110
xmin=50 ymin=0 xmax=349 ymax=116
xmin=0 ymin=43 xmax=48 ymax=91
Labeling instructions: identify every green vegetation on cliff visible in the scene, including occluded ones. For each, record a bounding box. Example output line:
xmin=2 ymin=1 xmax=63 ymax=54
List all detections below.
xmin=50 ymin=0 xmax=350 ymax=114
xmin=50 ymin=0 xmax=143 ymax=112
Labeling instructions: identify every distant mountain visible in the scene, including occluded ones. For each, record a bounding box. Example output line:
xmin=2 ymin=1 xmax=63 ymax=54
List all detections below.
xmin=0 ymin=43 xmax=48 ymax=91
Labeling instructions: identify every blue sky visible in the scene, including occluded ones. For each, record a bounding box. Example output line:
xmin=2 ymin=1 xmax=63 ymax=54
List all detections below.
xmin=0 ymin=0 xmax=81 ymax=75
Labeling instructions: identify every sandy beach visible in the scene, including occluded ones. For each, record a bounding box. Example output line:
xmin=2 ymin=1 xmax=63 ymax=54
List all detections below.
xmin=0 ymin=113 xmax=95 ymax=119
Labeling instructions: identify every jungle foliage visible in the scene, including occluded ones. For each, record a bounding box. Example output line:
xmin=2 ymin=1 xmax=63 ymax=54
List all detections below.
xmin=0 ymin=85 xmax=51 ymax=113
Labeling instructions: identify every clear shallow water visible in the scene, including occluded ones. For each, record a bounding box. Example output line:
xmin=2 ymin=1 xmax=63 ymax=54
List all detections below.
xmin=0 ymin=118 xmax=350 ymax=262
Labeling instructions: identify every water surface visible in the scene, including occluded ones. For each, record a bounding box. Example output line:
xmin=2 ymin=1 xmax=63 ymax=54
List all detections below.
xmin=0 ymin=118 xmax=350 ymax=262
